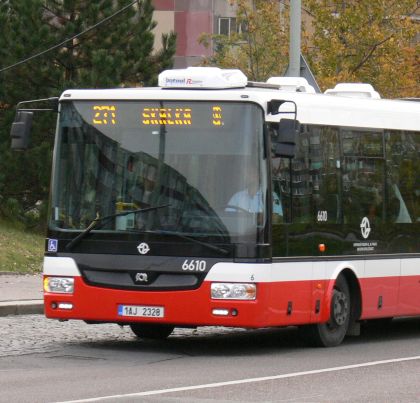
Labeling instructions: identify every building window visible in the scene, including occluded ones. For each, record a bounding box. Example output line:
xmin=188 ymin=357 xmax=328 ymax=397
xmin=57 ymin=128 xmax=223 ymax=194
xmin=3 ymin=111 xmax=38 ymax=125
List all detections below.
xmin=218 ymin=17 xmax=236 ymax=36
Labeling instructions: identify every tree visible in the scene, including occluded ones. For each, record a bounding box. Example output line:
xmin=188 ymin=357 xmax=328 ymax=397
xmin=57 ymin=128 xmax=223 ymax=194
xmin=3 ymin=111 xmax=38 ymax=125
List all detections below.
xmin=199 ymin=0 xmax=289 ymax=81
xmin=0 ymin=0 xmax=176 ymax=226
xmin=303 ymin=0 xmax=419 ymax=97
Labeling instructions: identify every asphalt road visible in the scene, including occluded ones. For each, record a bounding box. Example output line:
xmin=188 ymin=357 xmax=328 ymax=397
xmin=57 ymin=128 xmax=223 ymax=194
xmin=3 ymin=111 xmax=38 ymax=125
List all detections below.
xmin=0 ymin=315 xmax=419 ymax=403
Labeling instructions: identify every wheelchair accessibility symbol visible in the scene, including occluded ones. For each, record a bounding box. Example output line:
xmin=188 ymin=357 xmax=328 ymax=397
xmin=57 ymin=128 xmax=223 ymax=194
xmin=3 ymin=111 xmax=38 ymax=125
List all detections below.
xmin=48 ymin=239 xmax=58 ymax=252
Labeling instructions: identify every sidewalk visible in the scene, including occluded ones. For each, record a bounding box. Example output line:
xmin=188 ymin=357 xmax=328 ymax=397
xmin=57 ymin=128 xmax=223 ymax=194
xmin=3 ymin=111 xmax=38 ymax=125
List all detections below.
xmin=0 ymin=273 xmax=44 ymax=316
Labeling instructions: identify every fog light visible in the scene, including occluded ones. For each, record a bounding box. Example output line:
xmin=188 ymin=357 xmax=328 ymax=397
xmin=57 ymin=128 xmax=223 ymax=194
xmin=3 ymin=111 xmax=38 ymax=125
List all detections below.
xmin=44 ymin=277 xmax=74 ymax=294
xmin=57 ymin=302 xmax=73 ymax=310
xmin=211 ymin=283 xmax=256 ymax=300
xmin=212 ymin=309 xmax=229 ymax=316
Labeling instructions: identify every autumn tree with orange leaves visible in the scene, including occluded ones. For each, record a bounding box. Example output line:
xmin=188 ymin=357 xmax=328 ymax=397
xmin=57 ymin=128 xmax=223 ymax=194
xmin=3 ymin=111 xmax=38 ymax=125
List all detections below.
xmin=201 ymin=0 xmax=419 ymax=98
xmin=303 ymin=0 xmax=419 ymax=97
xmin=199 ymin=0 xmax=289 ymax=81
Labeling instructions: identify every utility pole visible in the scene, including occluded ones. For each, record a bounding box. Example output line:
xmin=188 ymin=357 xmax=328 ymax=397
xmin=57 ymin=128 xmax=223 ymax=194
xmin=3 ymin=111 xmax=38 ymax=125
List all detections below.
xmin=288 ymin=0 xmax=302 ymax=77
xmin=285 ymin=0 xmax=321 ymax=92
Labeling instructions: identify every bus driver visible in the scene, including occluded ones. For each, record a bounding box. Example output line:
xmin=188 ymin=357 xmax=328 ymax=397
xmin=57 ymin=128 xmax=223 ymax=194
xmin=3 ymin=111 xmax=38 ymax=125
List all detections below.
xmin=227 ymin=170 xmax=283 ymax=219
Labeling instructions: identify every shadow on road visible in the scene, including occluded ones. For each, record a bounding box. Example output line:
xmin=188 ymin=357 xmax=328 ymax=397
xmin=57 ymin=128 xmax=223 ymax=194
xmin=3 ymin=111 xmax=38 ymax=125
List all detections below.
xmin=80 ymin=317 xmax=420 ymax=357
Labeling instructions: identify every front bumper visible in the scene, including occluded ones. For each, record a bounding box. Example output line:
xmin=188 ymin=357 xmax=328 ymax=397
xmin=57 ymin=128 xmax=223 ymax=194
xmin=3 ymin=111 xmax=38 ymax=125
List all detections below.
xmin=44 ymin=276 xmax=272 ymax=328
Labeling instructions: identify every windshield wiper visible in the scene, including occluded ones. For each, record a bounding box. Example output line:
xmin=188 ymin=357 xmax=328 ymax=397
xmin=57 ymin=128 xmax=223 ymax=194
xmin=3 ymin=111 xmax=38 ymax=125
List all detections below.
xmin=140 ymin=229 xmax=230 ymax=255
xmin=65 ymin=204 xmax=170 ymax=251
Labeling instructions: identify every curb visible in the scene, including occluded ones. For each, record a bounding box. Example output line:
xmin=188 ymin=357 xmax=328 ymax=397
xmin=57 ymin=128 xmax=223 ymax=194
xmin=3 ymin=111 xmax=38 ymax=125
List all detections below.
xmin=0 ymin=300 xmax=44 ymax=316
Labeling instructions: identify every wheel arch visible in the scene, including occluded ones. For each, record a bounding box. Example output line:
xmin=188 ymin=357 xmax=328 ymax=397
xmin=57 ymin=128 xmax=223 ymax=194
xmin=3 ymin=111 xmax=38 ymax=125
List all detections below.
xmin=340 ymin=268 xmax=362 ymax=323
xmin=322 ymin=266 xmax=362 ymax=324
xmin=302 ymin=268 xmax=362 ymax=347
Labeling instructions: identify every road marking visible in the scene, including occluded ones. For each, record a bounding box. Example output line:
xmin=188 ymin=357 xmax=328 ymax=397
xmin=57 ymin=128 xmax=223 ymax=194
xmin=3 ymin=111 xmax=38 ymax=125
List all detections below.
xmin=58 ymin=355 xmax=420 ymax=403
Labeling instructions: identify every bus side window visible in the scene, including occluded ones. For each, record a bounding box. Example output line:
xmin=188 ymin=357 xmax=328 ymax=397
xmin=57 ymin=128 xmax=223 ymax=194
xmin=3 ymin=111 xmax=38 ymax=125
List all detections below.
xmin=385 ymin=130 xmax=418 ymax=223
xmin=342 ymin=157 xmax=385 ymax=224
xmin=386 ymin=183 xmax=411 ymax=223
xmin=341 ymin=129 xmax=385 ymax=225
xmin=270 ymin=124 xmax=341 ymax=225
xmin=271 ymin=157 xmax=284 ymax=223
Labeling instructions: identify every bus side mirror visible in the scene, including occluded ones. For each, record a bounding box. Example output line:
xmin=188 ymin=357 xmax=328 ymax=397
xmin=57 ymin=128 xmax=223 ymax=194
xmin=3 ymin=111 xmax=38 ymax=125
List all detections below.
xmin=273 ymin=118 xmax=299 ymax=158
xmin=10 ymin=111 xmax=33 ymax=150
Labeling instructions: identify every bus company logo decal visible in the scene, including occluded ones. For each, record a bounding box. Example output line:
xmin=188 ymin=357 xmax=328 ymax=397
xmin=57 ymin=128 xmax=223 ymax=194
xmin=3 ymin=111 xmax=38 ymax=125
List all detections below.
xmin=137 ymin=242 xmax=150 ymax=255
xmin=353 ymin=216 xmax=377 ymax=252
xmin=165 ymin=77 xmax=186 ymax=86
xmin=360 ymin=216 xmax=371 ymax=239
xmin=186 ymin=78 xmax=203 ymax=86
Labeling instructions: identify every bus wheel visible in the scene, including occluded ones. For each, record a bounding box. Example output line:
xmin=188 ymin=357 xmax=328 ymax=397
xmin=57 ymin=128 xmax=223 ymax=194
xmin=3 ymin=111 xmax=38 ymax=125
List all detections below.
xmin=303 ymin=275 xmax=351 ymax=347
xmin=129 ymin=323 xmax=174 ymax=340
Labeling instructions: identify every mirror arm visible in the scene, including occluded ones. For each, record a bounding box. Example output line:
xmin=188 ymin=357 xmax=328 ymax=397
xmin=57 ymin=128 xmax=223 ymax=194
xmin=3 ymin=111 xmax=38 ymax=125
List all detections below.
xmin=10 ymin=97 xmax=59 ymax=151
xmin=267 ymin=100 xmax=297 ymax=120
xmin=16 ymin=97 xmax=59 ymax=112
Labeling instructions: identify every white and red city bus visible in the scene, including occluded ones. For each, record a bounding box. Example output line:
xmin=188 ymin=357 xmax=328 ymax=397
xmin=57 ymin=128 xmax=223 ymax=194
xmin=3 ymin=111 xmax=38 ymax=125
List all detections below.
xmin=15 ymin=67 xmax=419 ymax=347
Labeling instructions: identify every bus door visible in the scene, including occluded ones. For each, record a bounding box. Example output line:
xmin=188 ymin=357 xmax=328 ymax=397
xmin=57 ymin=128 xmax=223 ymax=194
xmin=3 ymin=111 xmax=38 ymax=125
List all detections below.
xmin=341 ymin=129 xmax=400 ymax=318
xmin=270 ymin=123 xmax=344 ymax=258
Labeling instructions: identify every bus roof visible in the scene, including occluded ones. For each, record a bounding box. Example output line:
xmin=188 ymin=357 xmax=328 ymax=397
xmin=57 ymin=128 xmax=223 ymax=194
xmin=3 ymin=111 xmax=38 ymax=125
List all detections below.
xmin=59 ymin=67 xmax=420 ymax=132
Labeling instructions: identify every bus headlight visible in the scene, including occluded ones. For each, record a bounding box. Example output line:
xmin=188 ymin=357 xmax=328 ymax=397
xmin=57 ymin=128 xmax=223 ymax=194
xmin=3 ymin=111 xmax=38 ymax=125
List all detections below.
xmin=44 ymin=277 xmax=74 ymax=294
xmin=211 ymin=283 xmax=256 ymax=300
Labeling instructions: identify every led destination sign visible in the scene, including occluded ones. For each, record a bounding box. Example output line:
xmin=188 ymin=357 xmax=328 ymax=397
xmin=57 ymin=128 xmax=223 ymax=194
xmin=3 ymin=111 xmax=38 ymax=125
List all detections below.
xmin=92 ymin=105 xmax=117 ymax=125
xmin=142 ymin=107 xmax=192 ymax=126
xmin=90 ymin=104 xmax=224 ymax=127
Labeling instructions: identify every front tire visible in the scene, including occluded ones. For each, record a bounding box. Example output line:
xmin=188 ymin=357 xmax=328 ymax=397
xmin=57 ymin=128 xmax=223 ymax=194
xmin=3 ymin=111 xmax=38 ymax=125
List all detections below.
xmin=302 ymin=275 xmax=351 ymax=347
xmin=130 ymin=323 xmax=174 ymax=340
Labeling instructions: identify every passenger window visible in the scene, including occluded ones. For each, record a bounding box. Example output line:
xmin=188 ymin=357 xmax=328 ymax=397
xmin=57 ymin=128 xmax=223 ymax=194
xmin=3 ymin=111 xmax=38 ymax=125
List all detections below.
xmin=385 ymin=130 xmax=419 ymax=223
xmin=341 ymin=130 xmax=385 ymax=225
xmin=342 ymin=157 xmax=385 ymax=224
xmin=271 ymin=124 xmax=340 ymax=224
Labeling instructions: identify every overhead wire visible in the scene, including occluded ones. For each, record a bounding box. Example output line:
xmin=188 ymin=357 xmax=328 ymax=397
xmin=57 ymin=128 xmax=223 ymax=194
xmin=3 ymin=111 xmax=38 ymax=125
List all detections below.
xmin=0 ymin=0 xmax=139 ymax=74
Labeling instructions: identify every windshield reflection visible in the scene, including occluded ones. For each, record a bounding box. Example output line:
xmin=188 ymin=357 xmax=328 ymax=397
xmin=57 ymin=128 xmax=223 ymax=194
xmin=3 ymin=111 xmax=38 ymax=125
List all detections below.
xmin=51 ymin=101 xmax=267 ymax=244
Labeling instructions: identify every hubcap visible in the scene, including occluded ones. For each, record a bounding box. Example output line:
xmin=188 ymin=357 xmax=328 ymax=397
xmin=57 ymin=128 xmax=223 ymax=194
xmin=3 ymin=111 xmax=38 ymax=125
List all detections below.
xmin=332 ymin=290 xmax=348 ymax=326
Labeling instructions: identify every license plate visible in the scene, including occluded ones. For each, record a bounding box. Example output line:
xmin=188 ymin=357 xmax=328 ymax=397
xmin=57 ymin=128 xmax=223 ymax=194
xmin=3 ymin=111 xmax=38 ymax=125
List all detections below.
xmin=118 ymin=305 xmax=164 ymax=318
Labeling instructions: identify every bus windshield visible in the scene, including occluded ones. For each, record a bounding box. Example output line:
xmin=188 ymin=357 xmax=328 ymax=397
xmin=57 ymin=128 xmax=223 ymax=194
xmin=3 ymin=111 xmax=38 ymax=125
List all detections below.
xmin=50 ymin=100 xmax=267 ymax=245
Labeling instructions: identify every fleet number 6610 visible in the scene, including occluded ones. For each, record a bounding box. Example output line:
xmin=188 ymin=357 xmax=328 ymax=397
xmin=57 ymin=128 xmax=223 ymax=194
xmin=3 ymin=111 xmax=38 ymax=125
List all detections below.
xmin=182 ymin=259 xmax=206 ymax=272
